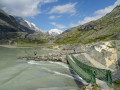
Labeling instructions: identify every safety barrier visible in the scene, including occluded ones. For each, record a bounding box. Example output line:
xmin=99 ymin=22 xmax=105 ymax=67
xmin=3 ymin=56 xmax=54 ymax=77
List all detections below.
xmin=70 ymin=54 xmax=112 ymax=84
xmin=66 ymin=54 xmax=96 ymax=84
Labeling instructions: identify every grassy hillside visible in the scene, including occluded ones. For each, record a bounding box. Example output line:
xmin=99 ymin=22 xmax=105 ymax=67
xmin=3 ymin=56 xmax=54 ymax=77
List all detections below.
xmin=14 ymin=39 xmax=48 ymax=45
xmin=55 ymin=5 xmax=120 ymax=44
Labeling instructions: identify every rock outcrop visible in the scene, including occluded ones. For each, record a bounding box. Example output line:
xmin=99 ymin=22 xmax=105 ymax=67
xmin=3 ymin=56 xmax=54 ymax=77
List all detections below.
xmin=70 ymin=40 xmax=120 ymax=82
xmin=18 ymin=53 xmax=67 ymax=64
xmin=79 ymin=41 xmax=118 ymax=70
xmin=78 ymin=21 xmax=104 ymax=31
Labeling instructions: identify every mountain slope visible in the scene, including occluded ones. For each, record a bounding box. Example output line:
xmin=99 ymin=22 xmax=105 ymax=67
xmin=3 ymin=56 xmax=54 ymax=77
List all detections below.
xmin=15 ymin=17 xmax=42 ymax=32
xmin=55 ymin=5 xmax=120 ymax=44
xmin=0 ymin=9 xmax=51 ymax=44
xmin=0 ymin=9 xmax=36 ymax=34
xmin=0 ymin=9 xmax=23 ymax=33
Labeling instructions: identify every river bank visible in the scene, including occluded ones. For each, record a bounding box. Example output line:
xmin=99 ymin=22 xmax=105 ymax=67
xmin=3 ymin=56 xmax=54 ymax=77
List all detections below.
xmin=0 ymin=46 xmax=86 ymax=90
xmin=0 ymin=44 xmax=72 ymax=64
xmin=18 ymin=53 xmax=67 ymax=64
xmin=0 ymin=44 xmax=69 ymax=64
xmin=0 ymin=43 xmax=120 ymax=90
xmin=0 ymin=45 xmax=32 ymax=48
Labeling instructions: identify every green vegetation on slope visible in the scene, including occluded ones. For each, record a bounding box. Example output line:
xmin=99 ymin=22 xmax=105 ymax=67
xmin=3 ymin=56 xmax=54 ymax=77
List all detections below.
xmin=14 ymin=39 xmax=48 ymax=45
xmin=113 ymin=79 xmax=120 ymax=88
xmin=54 ymin=29 xmax=117 ymax=44
xmin=55 ymin=5 xmax=120 ymax=44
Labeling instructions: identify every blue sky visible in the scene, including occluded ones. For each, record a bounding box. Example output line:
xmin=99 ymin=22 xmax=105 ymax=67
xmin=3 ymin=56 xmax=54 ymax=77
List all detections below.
xmin=0 ymin=0 xmax=120 ymax=31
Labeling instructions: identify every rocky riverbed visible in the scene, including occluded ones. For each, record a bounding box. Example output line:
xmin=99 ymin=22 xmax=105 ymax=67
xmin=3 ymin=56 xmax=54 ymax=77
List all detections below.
xmin=18 ymin=53 xmax=68 ymax=64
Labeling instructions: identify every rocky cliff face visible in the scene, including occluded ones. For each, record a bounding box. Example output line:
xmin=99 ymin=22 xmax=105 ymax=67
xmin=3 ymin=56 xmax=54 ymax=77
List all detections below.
xmin=82 ymin=41 xmax=118 ymax=70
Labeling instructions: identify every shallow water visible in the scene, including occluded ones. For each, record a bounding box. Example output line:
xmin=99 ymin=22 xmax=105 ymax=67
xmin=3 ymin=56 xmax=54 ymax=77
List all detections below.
xmin=0 ymin=46 xmax=85 ymax=90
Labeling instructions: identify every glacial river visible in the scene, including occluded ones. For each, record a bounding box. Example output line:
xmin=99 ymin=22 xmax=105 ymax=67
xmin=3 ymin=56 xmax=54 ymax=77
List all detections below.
xmin=0 ymin=46 xmax=85 ymax=90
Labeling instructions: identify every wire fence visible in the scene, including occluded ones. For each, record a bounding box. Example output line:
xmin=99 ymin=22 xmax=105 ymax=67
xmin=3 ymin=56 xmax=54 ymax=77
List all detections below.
xmin=66 ymin=53 xmax=112 ymax=84
xmin=66 ymin=54 xmax=96 ymax=84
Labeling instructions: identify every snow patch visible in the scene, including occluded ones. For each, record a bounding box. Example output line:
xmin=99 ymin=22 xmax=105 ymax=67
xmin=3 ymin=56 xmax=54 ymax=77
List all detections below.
xmin=24 ymin=20 xmax=41 ymax=32
xmin=48 ymin=29 xmax=63 ymax=36
xmin=24 ymin=20 xmax=32 ymax=27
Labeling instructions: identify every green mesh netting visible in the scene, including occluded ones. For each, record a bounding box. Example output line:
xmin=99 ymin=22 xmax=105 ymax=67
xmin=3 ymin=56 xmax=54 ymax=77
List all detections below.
xmin=66 ymin=54 xmax=96 ymax=84
xmin=70 ymin=54 xmax=112 ymax=84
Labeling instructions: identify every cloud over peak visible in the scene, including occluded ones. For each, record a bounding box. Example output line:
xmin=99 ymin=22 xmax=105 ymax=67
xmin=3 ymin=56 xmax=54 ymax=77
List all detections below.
xmin=51 ymin=22 xmax=66 ymax=29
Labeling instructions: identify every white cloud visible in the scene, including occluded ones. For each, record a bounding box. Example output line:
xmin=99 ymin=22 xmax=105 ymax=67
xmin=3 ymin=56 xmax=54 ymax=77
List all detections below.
xmin=49 ymin=3 xmax=77 ymax=15
xmin=40 ymin=0 xmax=58 ymax=3
xmin=70 ymin=0 xmax=120 ymax=27
xmin=49 ymin=16 xmax=56 ymax=19
xmin=0 ymin=0 xmax=58 ymax=17
xmin=51 ymin=22 xmax=66 ymax=29
xmin=95 ymin=0 xmax=120 ymax=16
xmin=49 ymin=15 xmax=61 ymax=19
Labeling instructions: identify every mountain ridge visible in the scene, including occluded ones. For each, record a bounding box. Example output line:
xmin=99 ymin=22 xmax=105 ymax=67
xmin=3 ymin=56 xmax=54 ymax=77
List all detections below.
xmin=0 ymin=9 xmax=52 ymax=44
xmin=55 ymin=5 xmax=120 ymax=44
xmin=0 ymin=9 xmax=36 ymax=33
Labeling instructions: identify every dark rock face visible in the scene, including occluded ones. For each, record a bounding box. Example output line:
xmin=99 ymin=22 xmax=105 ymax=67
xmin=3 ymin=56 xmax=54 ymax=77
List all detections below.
xmin=0 ymin=32 xmax=27 ymax=44
xmin=118 ymin=58 xmax=120 ymax=67
xmin=0 ymin=25 xmax=20 ymax=33
xmin=0 ymin=32 xmax=27 ymax=39
xmin=78 ymin=22 xmax=104 ymax=31
xmin=113 ymin=33 xmax=120 ymax=39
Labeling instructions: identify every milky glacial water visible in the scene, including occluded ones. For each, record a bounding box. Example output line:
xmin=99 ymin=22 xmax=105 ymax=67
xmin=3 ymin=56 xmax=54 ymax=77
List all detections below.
xmin=0 ymin=46 xmax=85 ymax=90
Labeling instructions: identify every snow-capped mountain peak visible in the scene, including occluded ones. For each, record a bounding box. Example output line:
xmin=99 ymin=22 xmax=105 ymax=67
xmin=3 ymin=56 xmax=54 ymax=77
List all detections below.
xmin=17 ymin=17 xmax=62 ymax=36
xmin=24 ymin=20 xmax=32 ymax=27
xmin=49 ymin=29 xmax=63 ymax=36
xmin=24 ymin=20 xmax=41 ymax=32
